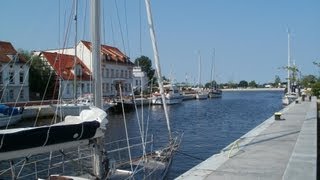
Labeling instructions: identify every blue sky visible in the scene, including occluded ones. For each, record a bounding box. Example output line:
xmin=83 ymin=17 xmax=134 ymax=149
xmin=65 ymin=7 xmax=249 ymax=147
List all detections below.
xmin=0 ymin=0 xmax=319 ymax=84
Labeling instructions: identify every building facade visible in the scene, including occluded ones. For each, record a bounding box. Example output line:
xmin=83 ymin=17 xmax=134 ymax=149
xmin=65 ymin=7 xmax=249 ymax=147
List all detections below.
xmin=132 ymin=66 xmax=148 ymax=93
xmin=36 ymin=40 xmax=135 ymax=98
xmin=0 ymin=41 xmax=29 ymax=103
xmin=39 ymin=52 xmax=92 ymax=100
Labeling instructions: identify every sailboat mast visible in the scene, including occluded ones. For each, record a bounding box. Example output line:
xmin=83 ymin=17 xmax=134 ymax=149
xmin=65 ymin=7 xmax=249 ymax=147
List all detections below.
xmin=91 ymin=0 xmax=104 ymax=178
xmin=92 ymin=0 xmax=102 ymax=108
xmin=198 ymin=51 xmax=201 ymax=88
xmin=144 ymin=0 xmax=172 ymax=140
xmin=287 ymin=28 xmax=291 ymax=94
xmin=73 ymin=0 xmax=78 ymax=99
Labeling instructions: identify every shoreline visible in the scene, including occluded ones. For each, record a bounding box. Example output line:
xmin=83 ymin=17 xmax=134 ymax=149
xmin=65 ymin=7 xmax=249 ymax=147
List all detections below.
xmin=221 ymin=88 xmax=285 ymax=92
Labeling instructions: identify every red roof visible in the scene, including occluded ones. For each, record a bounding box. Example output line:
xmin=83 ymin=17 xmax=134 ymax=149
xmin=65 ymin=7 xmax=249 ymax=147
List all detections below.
xmin=81 ymin=40 xmax=134 ymax=65
xmin=0 ymin=41 xmax=26 ymax=63
xmin=41 ymin=52 xmax=92 ymax=81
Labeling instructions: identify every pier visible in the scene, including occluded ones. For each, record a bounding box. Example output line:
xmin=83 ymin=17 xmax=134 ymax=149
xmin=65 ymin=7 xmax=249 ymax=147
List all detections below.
xmin=176 ymin=97 xmax=317 ymax=179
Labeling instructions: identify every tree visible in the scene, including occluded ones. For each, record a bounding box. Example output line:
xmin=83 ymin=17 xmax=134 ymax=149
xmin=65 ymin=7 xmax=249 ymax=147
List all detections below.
xmin=19 ymin=50 xmax=56 ymax=100
xmin=248 ymin=80 xmax=257 ymax=88
xmin=205 ymin=80 xmax=217 ymax=88
xmin=238 ymin=80 xmax=248 ymax=88
xmin=274 ymin=75 xmax=281 ymax=88
xmin=311 ymin=82 xmax=320 ymax=97
xmin=301 ymin=75 xmax=317 ymax=88
xmin=134 ymin=56 xmax=155 ymax=85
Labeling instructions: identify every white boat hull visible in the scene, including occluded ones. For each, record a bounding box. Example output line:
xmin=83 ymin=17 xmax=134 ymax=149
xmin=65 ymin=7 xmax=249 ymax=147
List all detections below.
xmin=51 ymin=104 xmax=91 ymax=117
xmin=0 ymin=114 xmax=23 ymax=127
xmin=282 ymin=94 xmax=297 ymax=105
xmin=196 ymin=92 xmax=208 ymax=100
xmin=152 ymin=96 xmax=183 ymax=105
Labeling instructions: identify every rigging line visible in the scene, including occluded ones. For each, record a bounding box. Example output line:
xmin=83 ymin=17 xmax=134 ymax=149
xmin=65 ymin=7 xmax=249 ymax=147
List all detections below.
xmin=144 ymin=77 xmax=154 ymax=148
xmin=176 ymin=150 xmax=205 ymax=161
xmin=119 ymin=84 xmax=134 ymax=173
xmin=102 ymin=0 xmax=106 ymax=44
xmin=139 ymin=0 xmax=142 ymax=56
xmin=33 ymin=53 xmax=59 ymax=127
xmin=130 ymin=83 xmax=146 ymax=158
xmin=123 ymin=0 xmax=130 ymax=57
xmin=82 ymin=0 xmax=88 ymax=40
xmin=5 ymin=54 xmax=31 ymax=130
xmin=58 ymin=149 xmax=98 ymax=178
xmin=114 ymin=0 xmax=127 ymax=55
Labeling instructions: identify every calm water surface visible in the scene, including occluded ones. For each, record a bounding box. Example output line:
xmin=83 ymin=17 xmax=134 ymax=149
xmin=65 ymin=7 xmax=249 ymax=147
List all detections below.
xmin=105 ymin=91 xmax=283 ymax=179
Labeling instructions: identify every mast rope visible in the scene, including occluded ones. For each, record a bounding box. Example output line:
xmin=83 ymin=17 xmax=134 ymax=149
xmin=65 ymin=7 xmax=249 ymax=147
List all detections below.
xmin=119 ymin=84 xmax=134 ymax=173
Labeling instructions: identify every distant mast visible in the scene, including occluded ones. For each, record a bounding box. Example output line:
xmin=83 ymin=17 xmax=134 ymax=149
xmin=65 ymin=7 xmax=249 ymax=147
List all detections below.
xmin=287 ymin=28 xmax=291 ymax=94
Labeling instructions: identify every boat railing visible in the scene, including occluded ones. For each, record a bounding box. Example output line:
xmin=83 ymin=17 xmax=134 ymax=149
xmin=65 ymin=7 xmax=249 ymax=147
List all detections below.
xmin=0 ymin=146 xmax=94 ymax=179
xmin=105 ymin=135 xmax=154 ymax=165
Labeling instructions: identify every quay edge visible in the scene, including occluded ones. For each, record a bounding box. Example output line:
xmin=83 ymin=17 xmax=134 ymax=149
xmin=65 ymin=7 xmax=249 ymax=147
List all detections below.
xmin=176 ymin=97 xmax=316 ymax=180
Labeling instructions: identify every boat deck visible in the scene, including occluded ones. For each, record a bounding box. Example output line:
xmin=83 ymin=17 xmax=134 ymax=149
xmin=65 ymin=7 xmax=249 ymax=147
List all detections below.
xmin=176 ymin=97 xmax=317 ymax=179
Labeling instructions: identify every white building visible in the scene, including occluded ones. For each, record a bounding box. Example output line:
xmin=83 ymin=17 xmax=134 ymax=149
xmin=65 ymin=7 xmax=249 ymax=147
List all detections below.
xmin=0 ymin=41 xmax=30 ymax=103
xmin=39 ymin=51 xmax=92 ymax=99
xmin=132 ymin=66 xmax=148 ymax=93
xmin=36 ymin=40 xmax=135 ymax=98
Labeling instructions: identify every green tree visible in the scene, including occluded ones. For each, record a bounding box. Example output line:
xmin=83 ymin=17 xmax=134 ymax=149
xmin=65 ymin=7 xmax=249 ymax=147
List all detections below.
xmin=205 ymin=80 xmax=217 ymax=88
xmin=134 ymin=56 xmax=155 ymax=85
xmin=238 ymin=80 xmax=248 ymax=88
xmin=311 ymin=82 xmax=320 ymax=97
xmin=301 ymin=75 xmax=317 ymax=88
xmin=274 ymin=75 xmax=281 ymax=87
xmin=248 ymin=80 xmax=257 ymax=88
xmin=19 ymin=50 xmax=56 ymax=100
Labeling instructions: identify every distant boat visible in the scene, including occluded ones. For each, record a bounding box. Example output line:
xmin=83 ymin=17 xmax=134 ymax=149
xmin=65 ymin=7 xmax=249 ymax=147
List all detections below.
xmin=195 ymin=51 xmax=208 ymax=100
xmin=208 ymin=49 xmax=222 ymax=98
xmin=152 ymin=83 xmax=183 ymax=105
xmin=0 ymin=104 xmax=23 ymax=128
xmin=208 ymin=88 xmax=222 ymax=98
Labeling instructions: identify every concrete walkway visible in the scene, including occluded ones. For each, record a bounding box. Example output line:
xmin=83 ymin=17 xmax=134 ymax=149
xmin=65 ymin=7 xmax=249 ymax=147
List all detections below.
xmin=176 ymin=98 xmax=317 ymax=180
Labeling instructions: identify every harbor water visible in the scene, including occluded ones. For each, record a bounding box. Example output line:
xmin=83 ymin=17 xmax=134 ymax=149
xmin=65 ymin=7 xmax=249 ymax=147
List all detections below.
xmin=105 ymin=90 xmax=284 ymax=179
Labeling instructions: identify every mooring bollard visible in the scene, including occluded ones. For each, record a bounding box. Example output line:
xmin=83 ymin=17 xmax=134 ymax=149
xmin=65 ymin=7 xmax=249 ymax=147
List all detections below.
xmin=274 ymin=112 xmax=282 ymax=120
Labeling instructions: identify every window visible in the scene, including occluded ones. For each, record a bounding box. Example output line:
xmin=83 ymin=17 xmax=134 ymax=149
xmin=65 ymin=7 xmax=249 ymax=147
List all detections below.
xmin=19 ymin=72 xmax=24 ymax=84
xmin=111 ymin=69 xmax=114 ymax=77
xmin=106 ymin=83 xmax=109 ymax=93
xmin=9 ymin=72 xmax=14 ymax=84
xmin=0 ymin=71 xmax=2 ymax=84
xmin=102 ymin=83 xmax=106 ymax=93
xmin=129 ymin=71 xmax=132 ymax=78
xmin=120 ymin=70 xmax=123 ymax=78
xmin=136 ymin=80 xmax=138 ymax=86
xmin=9 ymin=89 xmax=14 ymax=100
xmin=125 ymin=70 xmax=128 ymax=78
xmin=102 ymin=68 xmax=105 ymax=78
xmin=20 ymin=89 xmax=24 ymax=99
xmin=116 ymin=70 xmax=119 ymax=78
xmin=66 ymin=84 xmax=70 ymax=94
xmin=106 ymin=69 xmax=109 ymax=78
xmin=87 ymin=83 xmax=90 ymax=92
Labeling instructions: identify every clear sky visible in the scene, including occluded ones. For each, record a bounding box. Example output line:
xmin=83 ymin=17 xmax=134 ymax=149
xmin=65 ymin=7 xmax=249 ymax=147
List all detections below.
xmin=0 ymin=0 xmax=319 ymax=85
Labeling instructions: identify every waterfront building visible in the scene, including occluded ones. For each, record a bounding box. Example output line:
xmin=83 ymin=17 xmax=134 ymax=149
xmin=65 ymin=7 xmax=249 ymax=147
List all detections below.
xmin=38 ymin=51 xmax=92 ymax=99
xmin=0 ymin=41 xmax=29 ymax=103
xmin=132 ymin=66 xmax=148 ymax=93
xmin=35 ymin=40 xmax=135 ymax=97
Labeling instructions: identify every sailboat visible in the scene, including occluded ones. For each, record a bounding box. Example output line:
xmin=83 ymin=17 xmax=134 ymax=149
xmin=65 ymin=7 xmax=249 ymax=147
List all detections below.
xmin=0 ymin=104 xmax=23 ymax=127
xmin=106 ymin=0 xmax=182 ymax=178
xmin=208 ymin=49 xmax=222 ymax=98
xmin=0 ymin=0 xmax=108 ymax=179
xmin=195 ymin=51 xmax=208 ymax=99
xmin=282 ymin=29 xmax=297 ymax=105
xmin=152 ymin=83 xmax=184 ymax=105
xmin=0 ymin=0 xmax=180 ymax=179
